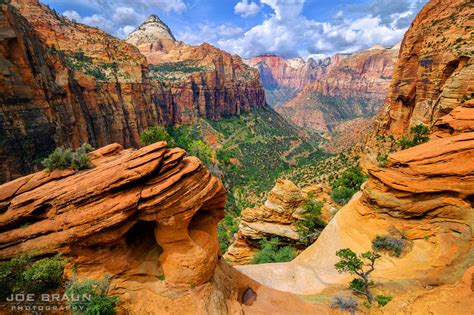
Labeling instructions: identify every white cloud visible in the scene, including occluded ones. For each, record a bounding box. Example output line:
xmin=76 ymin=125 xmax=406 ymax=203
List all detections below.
xmin=214 ymin=0 xmax=414 ymax=58
xmin=234 ymin=0 xmax=260 ymax=18
xmin=112 ymin=7 xmax=143 ymax=25
xmin=177 ymin=23 xmax=244 ymax=45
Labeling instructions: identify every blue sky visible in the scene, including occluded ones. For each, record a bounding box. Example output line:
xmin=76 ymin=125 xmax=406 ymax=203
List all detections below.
xmin=42 ymin=0 xmax=428 ymax=58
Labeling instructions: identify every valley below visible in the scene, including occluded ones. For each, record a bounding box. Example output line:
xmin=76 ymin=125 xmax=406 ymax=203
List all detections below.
xmin=0 ymin=0 xmax=473 ymax=314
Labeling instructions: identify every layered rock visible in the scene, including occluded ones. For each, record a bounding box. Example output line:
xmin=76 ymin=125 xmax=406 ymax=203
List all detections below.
xmin=237 ymin=1 xmax=474 ymax=312
xmin=125 ymin=17 xmax=266 ymax=125
xmin=0 ymin=1 xmax=265 ymax=184
xmin=245 ymin=54 xmax=331 ymax=107
xmin=368 ymin=0 xmax=473 ymax=143
xmin=0 ymin=142 xmax=329 ymax=314
xmin=225 ymin=180 xmax=335 ymax=264
xmin=0 ymin=0 xmax=160 ymax=183
xmin=276 ymin=45 xmax=399 ymax=149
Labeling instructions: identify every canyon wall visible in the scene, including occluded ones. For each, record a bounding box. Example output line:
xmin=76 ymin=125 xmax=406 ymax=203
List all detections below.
xmin=0 ymin=0 xmax=265 ymax=183
xmin=370 ymin=2 xmax=473 ymax=140
xmin=245 ymin=54 xmax=331 ymax=107
xmin=237 ymin=0 xmax=474 ymax=313
xmin=276 ymin=46 xmax=398 ymax=146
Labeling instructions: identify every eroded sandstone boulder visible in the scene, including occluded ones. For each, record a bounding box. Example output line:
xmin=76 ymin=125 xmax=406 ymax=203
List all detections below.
xmin=224 ymin=179 xmax=335 ymax=265
xmin=0 ymin=143 xmax=330 ymax=313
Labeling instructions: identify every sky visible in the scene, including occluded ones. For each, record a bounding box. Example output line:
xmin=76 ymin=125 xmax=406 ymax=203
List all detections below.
xmin=42 ymin=0 xmax=428 ymax=59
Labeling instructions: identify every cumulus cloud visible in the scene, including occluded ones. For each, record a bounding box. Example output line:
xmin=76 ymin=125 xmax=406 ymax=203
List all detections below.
xmin=63 ymin=8 xmax=144 ymax=38
xmin=177 ymin=23 xmax=244 ymax=45
xmin=234 ymin=0 xmax=261 ymax=18
xmin=213 ymin=0 xmax=425 ymax=58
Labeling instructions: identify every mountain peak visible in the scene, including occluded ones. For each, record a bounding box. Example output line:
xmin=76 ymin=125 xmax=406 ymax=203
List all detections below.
xmin=125 ymin=14 xmax=176 ymax=46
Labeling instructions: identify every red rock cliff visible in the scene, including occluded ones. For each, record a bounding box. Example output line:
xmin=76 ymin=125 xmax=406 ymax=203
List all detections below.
xmin=0 ymin=1 xmax=265 ymax=183
xmin=370 ymin=0 xmax=473 ymax=140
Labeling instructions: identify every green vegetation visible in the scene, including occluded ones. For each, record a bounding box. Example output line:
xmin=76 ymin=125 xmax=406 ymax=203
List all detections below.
xmin=295 ymin=193 xmax=326 ymax=245
xmin=398 ymin=124 xmax=430 ymax=149
xmin=331 ymin=166 xmax=367 ymax=205
xmin=139 ymin=126 xmax=174 ymax=147
xmin=0 ymin=254 xmax=65 ymax=298
xmin=149 ymin=61 xmax=211 ymax=81
xmin=217 ymin=214 xmax=239 ymax=253
xmin=376 ymin=153 xmax=388 ymax=167
xmin=188 ymin=140 xmax=213 ymax=165
xmin=335 ymin=248 xmax=380 ymax=304
xmin=42 ymin=143 xmax=94 ymax=171
xmin=251 ymin=238 xmax=297 ymax=264
xmin=65 ymin=276 xmax=119 ymax=315
xmin=155 ymin=274 xmax=165 ymax=281
xmin=376 ymin=294 xmax=393 ymax=307
xmin=461 ymin=92 xmax=474 ymax=103
xmin=372 ymin=235 xmax=404 ymax=257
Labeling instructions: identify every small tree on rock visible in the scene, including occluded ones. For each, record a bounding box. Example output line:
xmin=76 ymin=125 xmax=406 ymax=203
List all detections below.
xmin=334 ymin=248 xmax=380 ymax=304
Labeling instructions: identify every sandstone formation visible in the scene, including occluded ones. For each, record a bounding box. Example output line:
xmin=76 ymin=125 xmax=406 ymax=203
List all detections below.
xmin=245 ymin=54 xmax=331 ymax=107
xmin=368 ymin=0 xmax=473 ymax=143
xmin=0 ymin=142 xmax=329 ymax=314
xmin=0 ymin=0 xmax=265 ymax=183
xmin=276 ymin=45 xmax=398 ymax=147
xmin=125 ymin=16 xmax=265 ymax=125
xmin=225 ymin=180 xmax=335 ymax=265
xmin=237 ymin=1 xmax=474 ymax=313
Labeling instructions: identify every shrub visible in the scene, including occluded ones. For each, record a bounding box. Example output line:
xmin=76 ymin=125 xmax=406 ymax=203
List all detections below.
xmin=331 ymin=167 xmax=367 ymax=205
xmin=331 ymin=295 xmax=358 ymax=315
xmin=376 ymin=294 xmax=392 ymax=307
xmin=65 ymin=276 xmax=119 ymax=315
xmin=0 ymin=254 xmax=32 ymax=298
xmin=19 ymin=255 xmax=65 ymax=294
xmin=376 ymin=154 xmax=388 ymax=167
xmin=398 ymin=124 xmax=430 ymax=149
xmin=335 ymin=248 xmax=380 ymax=304
xmin=296 ymin=193 xmax=326 ymax=245
xmin=188 ymin=140 xmax=213 ymax=165
xmin=42 ymin=144 xmax=94 ymax=171
xmin=0 ymin=254 xmax=64 ymax=298
xmin=139 ymin=126 xmax=174 ymax=147
xmin=372 ymin=235 xmax=404 ymax=257
xmin=251 ymin=238 xmax=297 ymax=264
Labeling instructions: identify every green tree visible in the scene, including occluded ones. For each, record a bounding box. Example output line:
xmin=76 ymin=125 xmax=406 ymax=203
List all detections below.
xmin=251 ymin=238 xmax=297 ymax=264
xmin=188 ymin=140 xmax=213 ymax=165
xmin=334 ymin=248 xmax=381 ymax=304
xmin=139 ymin=126 xmax=174 ymax=147
xmin=296 ymin=193 xmax=326 ymax=245
xmin=398 ymin=124 xmax=430 ymax=149
xmin=331 ymin=167 xmax=367 ymax=204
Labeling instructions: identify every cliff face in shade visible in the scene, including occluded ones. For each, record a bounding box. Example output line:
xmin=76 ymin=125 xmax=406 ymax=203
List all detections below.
xmin=125 ymin=17 xmax=266 ymax=125
xmin=237 ymin=1 xmax=474 ymax=313
xmin=0 ymin=142 xmax=329 ymax=314
xmin=0 ymin=1 xmax=265 ymax=183
xmin=368 ymin=0 xmax=473 ymax=141
xmin=245 ymin=54 xmax=331 ymax=107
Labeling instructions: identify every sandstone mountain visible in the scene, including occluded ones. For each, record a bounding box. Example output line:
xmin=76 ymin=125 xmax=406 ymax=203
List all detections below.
xmin=245 ymin=54 xmax=331 ymax=107
xmin=0 ymin=142 xmax=328 ymax=314
xmin=276 ymin=45 xmax=398 ymax=151
xmin=366 ymin=0 xmax=473 ymax=153
xmin=237 ymin=0 xmax=474 ymax=313
xmin=0 ymin=0 xmax=265 ymax=183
